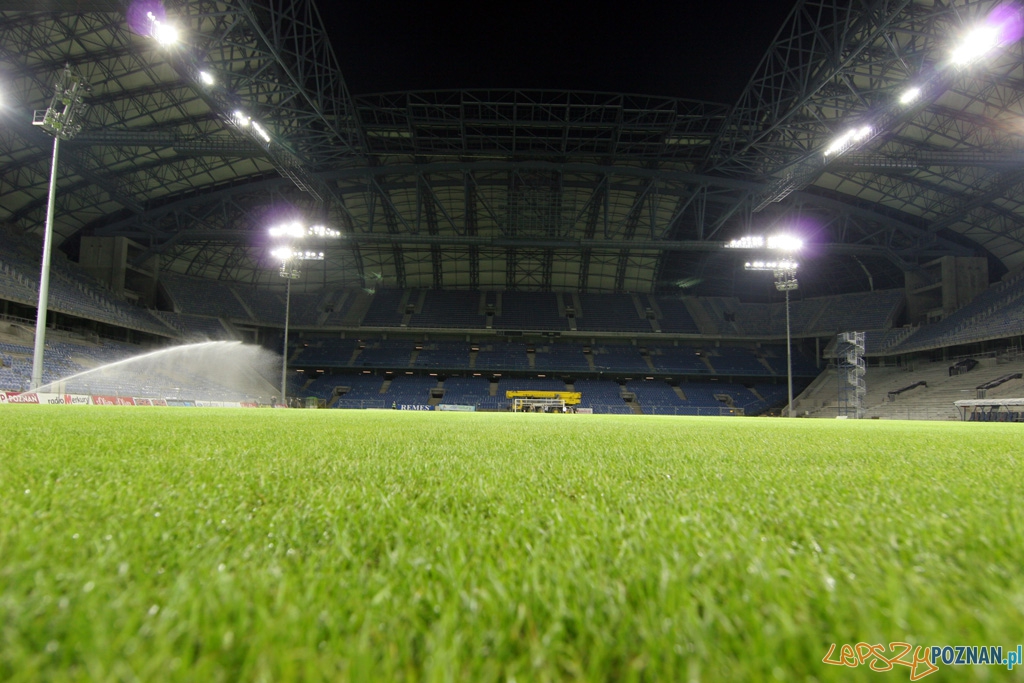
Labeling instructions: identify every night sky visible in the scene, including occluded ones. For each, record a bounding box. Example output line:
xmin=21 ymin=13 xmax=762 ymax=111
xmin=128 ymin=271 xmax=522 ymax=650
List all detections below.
xmin=322 ymin=0 xmax=793 ymax=104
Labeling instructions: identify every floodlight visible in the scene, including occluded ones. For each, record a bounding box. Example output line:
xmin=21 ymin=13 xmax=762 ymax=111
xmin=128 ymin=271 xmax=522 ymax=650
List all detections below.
xmin=744 ymin=259 xmax=798 ymax=271
xmin=307 ymin=225 xmax=340 ymax=238
xmin=726 ymin=236 xmax=764 ymax=249
xmin=951 ymin=24 xmax=1001 ymax=65
xmin=268 ymin=222 xmax=304 ymax=239
xmin=899 ymin=86 xmax=921 ymax=105
xmin=198 ymin=71 xmax=215 ymax=86
xmin=232 ymin=110 xmax=250 ymax=128
xmin=766 ymin=235 xmax=803 ymax=252
xmin=147 ymin=12 xmax=179 ymax=45
xmin=824 ymin=133 xmax=852 ymax=156
xmin=250 ymin=120 xmax=271 ymax=143
xmin=270 ymin=246 xmax=294 ymax=262
xmin=824 ymin=125 xmax=871 ymax=157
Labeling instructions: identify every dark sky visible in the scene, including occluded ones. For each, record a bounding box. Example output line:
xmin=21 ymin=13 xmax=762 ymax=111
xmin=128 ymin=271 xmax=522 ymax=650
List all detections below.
xmin=322 ymin=1 xmax=793 ymax=104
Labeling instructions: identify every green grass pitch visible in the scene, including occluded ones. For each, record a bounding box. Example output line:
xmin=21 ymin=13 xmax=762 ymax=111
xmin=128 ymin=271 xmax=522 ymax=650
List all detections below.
xmin=2 ymin=406 xmax=1023 ymax=682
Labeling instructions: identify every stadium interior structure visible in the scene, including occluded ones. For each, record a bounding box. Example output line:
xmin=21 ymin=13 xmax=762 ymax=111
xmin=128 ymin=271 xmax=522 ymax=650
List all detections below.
xmin=2 ymin=0 xmax=1024 ymax=419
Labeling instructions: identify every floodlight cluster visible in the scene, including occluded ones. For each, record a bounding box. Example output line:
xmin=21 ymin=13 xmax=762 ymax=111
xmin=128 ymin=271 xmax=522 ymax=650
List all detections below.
xmin=951 ymin=24 xmax=1002 ymax=66
xmin=268 ymin=221 xmax=341 ymax=266
xmin=308 ymin=225 xmax=340 ymax=238
xmin=821 ymin=9 xmax=1020 ymax=160
xmin=147 ymin=11 xmax=178 ymax=46
xmin=269 ymin=222 xmax=340 ymax=239
xmin=823 ymin=126 xmax=872 ymax=157
xmin=726 ymin=234 xmax=803 ymax=252
xmin=143 ymin=10 xmax=279 ymax=148
xmin=270 ymin=247 xmax=325 ymax=262
xmin=766 ymin=234 xmax=803 ymax=252
xmin=726 ymin=236 xmax=765 ymax=249
xmin=745 ymin=259 xmax=799 ymax=271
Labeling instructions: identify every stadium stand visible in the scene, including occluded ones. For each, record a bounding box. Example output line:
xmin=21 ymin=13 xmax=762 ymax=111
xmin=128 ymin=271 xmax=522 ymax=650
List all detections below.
xmin=438 ymin=376 xmax=495 ymax=409
xmin=591 ymin=345 xmax=651 ymax=373
xmin=0 ymin=227 xmax=174 ymax=336
xmin=577 ymin=294 xmax=649 ymax=333
xmin=533 ymin=344 xmax=590 ymax=372
xmin=648 ymin=346 xmax=713 ymax=374
xmin=355 ymin=340 xmax=418 ymax=368
xmin=358 ymin=290 xmax=407 ymax=327
xmin=649 ymin=296 xmax=702 ymax=334
xmin=409 ymin=291 xmax=486 ymax=329
xmin=888 ymin=272 xmax=1024 ymax=353
xmin=413 ymin=341 xmax=473 ymax=369
xmin=160 ymin=273 xmax=251 ymax=321
xmin=793 ymin=355 xmax=1024 ymax=420
xmin=474 ymin=343 xmax=530 ymax=371
xmin=384 ymin=374 xmax=440 ymax=406
xmin=493 ymin=292 xmax=566 ymax=331
xmin=291 ymin=338 xmax=363 ymax=367
xmin=572 ymin=379 xmax=633 ymax=414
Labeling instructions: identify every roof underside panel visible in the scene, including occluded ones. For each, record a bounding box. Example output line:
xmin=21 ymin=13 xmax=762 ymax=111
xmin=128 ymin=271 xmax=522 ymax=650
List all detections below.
xmin=1 ymin=0 xmax=1022 ymax=300
xmin=712 ymin=0 xmax=1024 ymax=274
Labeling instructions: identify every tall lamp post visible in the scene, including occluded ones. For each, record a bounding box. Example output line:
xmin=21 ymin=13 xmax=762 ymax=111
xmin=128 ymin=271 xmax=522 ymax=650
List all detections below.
xmin=727 ymin=234 xmax=803 ymax=418
xmin=745 ymin=259 xmax=799 ymax=417
xmin=29 ymin=66 xmax=88 ymax=390
xmin=269 ymin=222 xmax=339 ymax=406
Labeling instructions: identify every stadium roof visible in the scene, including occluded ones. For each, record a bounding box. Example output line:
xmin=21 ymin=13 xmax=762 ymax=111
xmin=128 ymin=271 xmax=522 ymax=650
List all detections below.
xmin=1 ymin=0 xmax=1023 ymax=298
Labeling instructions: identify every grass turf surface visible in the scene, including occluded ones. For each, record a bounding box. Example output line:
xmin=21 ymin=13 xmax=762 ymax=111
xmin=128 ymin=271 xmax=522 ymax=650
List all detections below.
xmin=1 ymin=406 xmax=1023 ymax=682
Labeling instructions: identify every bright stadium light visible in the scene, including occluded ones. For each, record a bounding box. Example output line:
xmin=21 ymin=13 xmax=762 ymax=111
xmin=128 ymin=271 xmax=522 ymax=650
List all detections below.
xmin=899 ymin=86 xmax=921 ymax=105
xmin=270 ymin=246 xmax=294 ymax=261
xmin=250 ymin=120 xmax=271 ymax=143
xmin=198 ymin=71 xmax=215 ymax=86
xmin=232 ymin=110 xmax=251 ymax=128
xmin=951 ymin=24 xmax=1001 ymax=65
xmin=745 ymin=259 xmax=799 ymax=271
xmin=268 ymin=221 xmax=305 ymax=239
xmin=726 ymin=236 xmax=765 ymax=249
xmin=727 ymin=234 xmax=802 ymax=254
xmin=268 ymin=222 xmax=340 ymax=406
xmin=766 ymin=235 xmax=804 ymax=252
xmin=147 ymin=12 xmax=179 ymax=46
xmin=824 ymin=125 xmax=872 ymax=157
xmin=308 ymin=225 xmax=340 ymax=238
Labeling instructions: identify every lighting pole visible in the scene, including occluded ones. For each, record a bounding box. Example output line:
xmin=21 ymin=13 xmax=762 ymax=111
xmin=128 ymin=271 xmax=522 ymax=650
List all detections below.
xmin=727 ymin=234 xmax=803 ymax=418
xmin=30 ymin=66 xmax=88 ymax=390
xmin=774 ymin=265 xmax=799 ymax=418
xmin=277 ymin=256 xmax=301 ymax=405
xmin=743 ymin=259 xmax=799 ymax=417
xmin=268 ymin=222 xmax=339 ymax=406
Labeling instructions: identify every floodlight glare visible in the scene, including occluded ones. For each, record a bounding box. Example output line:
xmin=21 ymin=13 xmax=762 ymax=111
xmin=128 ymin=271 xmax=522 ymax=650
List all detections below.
xmin=268 ymin=222 xmax=304 ymax=239
xmin=951 ymin=24 xmax=1001 ymax=65
xmin=250 ymin=121 xmax=272 ymax=143
xmin=766 ymin=235 xmax=803 ymax=252
xmin=198 ymin=71 xmax=215 ymax=86
xmin=824 ymin=125 xmax=871 ymax=157
xmin=232 ymin=110 xmax=250 ymax=128
xmin=307 ymin=225 xmax=340 ymax=238
xmin=745 ymin=259 xmax=798 ymax=271
xmin=726 ymin=236 xmax=764 ymax=249
xmin=824 ymin=131 xmax=853 ymax=156
xmin=271 ymin=246 xmax=294 ymax=262
xmin=147 ymin=12 xmax=179 ymax=45
xmin=899 ymin=86 xmax=921 ymax=105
